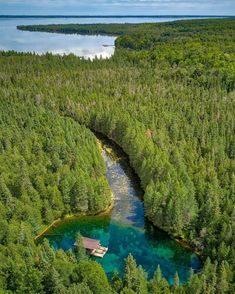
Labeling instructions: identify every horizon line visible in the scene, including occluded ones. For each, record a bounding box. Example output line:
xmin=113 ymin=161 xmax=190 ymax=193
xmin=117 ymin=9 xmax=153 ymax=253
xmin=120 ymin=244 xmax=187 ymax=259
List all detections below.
xmin=0 ymin=15 xmax=234 ymax=18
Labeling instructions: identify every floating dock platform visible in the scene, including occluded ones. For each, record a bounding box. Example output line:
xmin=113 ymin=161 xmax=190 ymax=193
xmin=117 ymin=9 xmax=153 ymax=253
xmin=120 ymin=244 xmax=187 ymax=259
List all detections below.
xmin=75 ymin=237 xmax=108 ymax=258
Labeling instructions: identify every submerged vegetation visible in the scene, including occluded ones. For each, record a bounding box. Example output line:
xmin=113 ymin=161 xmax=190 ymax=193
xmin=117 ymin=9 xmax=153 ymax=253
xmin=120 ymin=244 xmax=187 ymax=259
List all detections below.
xmin=0 ymin=18 xmax=234 ymax=293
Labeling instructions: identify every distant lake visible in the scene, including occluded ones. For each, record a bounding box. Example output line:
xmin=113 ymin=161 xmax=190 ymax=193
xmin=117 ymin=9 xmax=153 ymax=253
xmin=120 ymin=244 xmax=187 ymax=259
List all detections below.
xmin=0 ymin=16 xmax=219 ymax=59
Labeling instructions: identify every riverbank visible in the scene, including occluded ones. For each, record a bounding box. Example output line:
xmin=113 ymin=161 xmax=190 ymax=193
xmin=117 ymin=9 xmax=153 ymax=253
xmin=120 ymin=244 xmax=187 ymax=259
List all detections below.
xmin=35 ymin=192 xmax=114 ymax=242
xmin=93 ymin=129 xmax=203 ymax=257
xmin=35 ymin=138 xmax=117 ymax=242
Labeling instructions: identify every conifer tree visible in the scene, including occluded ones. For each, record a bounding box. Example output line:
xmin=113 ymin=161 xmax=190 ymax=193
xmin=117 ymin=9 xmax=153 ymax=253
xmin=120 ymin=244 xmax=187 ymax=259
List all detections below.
xmin=75 ymin=232 xmax=86 ymax=261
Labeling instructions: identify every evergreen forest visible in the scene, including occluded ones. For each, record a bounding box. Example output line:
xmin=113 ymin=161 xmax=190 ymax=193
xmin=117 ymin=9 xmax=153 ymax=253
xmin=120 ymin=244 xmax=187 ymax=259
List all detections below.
xmin=0 ymin=18 xmax=234 ymax=293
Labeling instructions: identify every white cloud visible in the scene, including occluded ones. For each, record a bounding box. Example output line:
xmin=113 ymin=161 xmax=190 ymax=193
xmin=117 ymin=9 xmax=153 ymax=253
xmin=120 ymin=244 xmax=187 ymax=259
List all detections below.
xmin=0 ymin=0 xmax=234 ymax=15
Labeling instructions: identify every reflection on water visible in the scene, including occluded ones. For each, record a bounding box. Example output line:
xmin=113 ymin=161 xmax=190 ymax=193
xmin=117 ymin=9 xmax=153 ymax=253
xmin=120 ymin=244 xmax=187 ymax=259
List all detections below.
xmin=101 ymin=146 xmax=145 ymax=228
xmin=44 ymin=138 xmax=202 ymax=284
xmin=0 ymin=18 xmax=115 ymax=59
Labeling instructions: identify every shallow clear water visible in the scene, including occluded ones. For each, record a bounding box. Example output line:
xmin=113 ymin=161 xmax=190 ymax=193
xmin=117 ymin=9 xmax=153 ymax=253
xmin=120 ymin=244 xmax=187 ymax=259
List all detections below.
xmin=0 ymin=16 xmax=215 ymax=58
xmin=44 ymin=138 xmax=202 ymax=284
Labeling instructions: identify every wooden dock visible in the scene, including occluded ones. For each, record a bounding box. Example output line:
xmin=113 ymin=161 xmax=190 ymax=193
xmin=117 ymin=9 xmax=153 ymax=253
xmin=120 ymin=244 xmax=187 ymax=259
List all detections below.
xmin=75 ymin=237 xmax=108 ymax=258
xmin=90 ymin=245 xmax=108 ymax=258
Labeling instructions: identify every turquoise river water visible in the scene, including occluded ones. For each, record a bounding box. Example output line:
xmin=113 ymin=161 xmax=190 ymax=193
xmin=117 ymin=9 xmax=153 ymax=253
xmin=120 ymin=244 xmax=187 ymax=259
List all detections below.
xmin=43 ymin=137 xmax=201 ymax=284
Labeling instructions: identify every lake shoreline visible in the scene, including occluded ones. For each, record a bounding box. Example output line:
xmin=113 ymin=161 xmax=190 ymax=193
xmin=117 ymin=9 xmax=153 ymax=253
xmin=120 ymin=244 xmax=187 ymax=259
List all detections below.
xmin=34 ymin=192 xmax=114 ymax=242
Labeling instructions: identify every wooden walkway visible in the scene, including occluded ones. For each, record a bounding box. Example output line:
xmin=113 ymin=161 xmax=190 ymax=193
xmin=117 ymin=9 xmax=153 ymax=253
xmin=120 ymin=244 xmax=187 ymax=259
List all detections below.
xmin=34 ymin=221 xmax=58 ymax=241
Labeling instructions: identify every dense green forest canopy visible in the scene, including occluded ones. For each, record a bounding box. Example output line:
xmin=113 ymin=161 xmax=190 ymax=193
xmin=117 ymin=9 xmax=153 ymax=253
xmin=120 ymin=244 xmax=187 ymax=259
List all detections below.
xmin=0 ymin=18 xmax=234 ymax=293
xmin=18 ymin=18 xmax=235 ymax=91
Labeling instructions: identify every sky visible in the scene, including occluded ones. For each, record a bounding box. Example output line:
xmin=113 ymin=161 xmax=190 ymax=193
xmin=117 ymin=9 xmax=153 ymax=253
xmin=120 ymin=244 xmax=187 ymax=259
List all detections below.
xmin=0 ymin=0 xmax=234 ymax=16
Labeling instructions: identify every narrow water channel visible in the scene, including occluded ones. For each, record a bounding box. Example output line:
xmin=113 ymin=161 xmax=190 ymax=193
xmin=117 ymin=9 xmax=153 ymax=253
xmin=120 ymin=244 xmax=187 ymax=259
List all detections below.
xmin=43 ymin=136 xmax=201 ymax=284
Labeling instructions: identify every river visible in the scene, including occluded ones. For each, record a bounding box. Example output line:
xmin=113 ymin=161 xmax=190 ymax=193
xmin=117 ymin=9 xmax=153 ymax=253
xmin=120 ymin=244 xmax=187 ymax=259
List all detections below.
xmin=42 ymin=136 xmax=201 ymax=285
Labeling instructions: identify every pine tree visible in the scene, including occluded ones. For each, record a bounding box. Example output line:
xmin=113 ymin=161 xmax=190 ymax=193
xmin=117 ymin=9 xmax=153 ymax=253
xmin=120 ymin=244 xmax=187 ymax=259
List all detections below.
xmin=67 ymin=249 xmax=77 ymax=264
xmin=0 ymin=178 xmax=13 ymax=206
xmin=135 ymin=266 xmax=148 ymax=294
xmin=75 ymin=232 xmax=86 ymax=261
xmin=153 ymin=265 xmax=162 ymax=284
xmin=67 ymin=282 xmax=92 ymax=294
xmin=124 ymin=254 xmax=138 ymax=291
xmin=111 ymin=271 xmax=123 ymax=293
xmin=71 ymin=178 xmax=88 ymax=213
xmin=174 ymin=272 xmax=180 ymax=289
xmin=44 ymin=266 xmax=66 ymax=294
xmin=217 ymin=261 xmax=229 ymax=293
